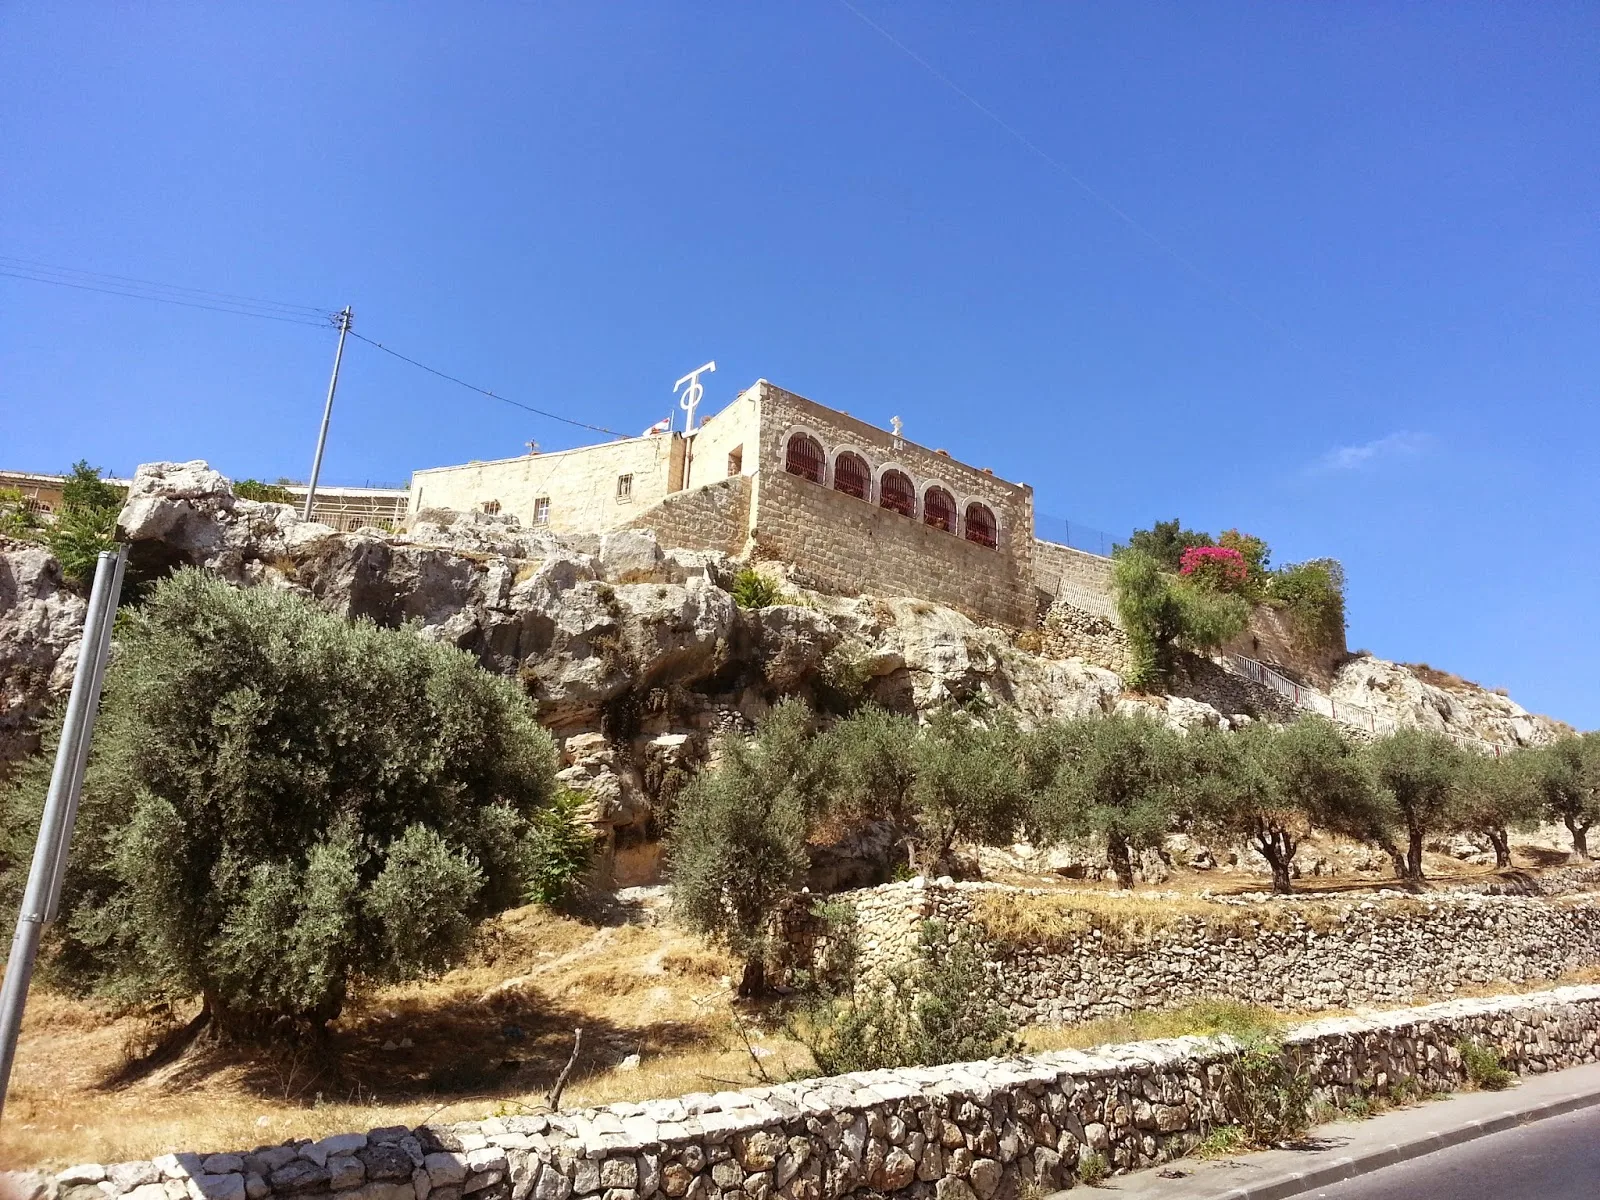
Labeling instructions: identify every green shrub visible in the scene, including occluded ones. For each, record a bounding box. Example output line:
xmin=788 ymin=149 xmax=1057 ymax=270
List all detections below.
xmin=1269 ymin=559 xmax=1346 ymax=656
xmin=1111 ymin=549 xmax=1249 ymax=687
xmin=1195 ymin=1125 xmax=1247 ymax=1159
xmin=788 ymin=920 xmax=1018 ymax=1075
xmin=1458 ymin=1040 xmax=1513 ymax=1090
xmin=234 ymin=478 xmax=297 ymax=504
xmin=0 ymin=487 xmax=43 ymax=540
xmin=1228 ymin=1036 xmax=1313 ymax=1146
xmin=1076 ymin=1153 xmax=1109 ymax=1186
xmin=45 ymin=461 xmax=124 ymax=589
xmin=730 ymin=567 xmax=782 ymax=609
xmin=521 ymin=788 xmax=597 ymax=905
xmin=0 ymin=571 xmax=564 ymax=1039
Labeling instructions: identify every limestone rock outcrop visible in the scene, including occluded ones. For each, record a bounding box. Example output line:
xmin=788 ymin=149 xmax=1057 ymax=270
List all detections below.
xmin=0 ymin=538 xmax=87 ymax=764
xmin=1330 ymin=655 xmax=1564 ymax=750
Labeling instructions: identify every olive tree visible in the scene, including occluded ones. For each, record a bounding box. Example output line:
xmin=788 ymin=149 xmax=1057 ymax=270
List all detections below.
xmin=1365 ymin=729 xmax=1469 ymax=881
xmin=668 ymin=699 xmax=826 ymax=996
xmin=816 ymin=705 xmax=920 ymax=863
xmin=1190 ymin=718 xmax=1384 ymax=894
xmin=1453 ymin=752 xmax=1541 ymax=868
xmin=907 ymin=710 xmax=1026 ymax=872
xmin=1034 ymin=713 xmax=1185 ymax=888
xmin=1523 ymin=734 xmax=1600 ymax=859
xmin=1 ymin=571 xmax=571 ymax=1040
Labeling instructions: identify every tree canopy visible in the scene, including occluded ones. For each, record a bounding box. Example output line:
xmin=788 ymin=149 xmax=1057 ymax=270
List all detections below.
xmin=1 ymin=570 xmax=575 ymax=1038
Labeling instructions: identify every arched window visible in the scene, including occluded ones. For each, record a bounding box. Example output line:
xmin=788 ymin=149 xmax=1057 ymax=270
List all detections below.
xmin=879 ymin=469 xmax=916 ymax=518
xmin=833 ymin=452 xmax=870 ymax=500
xmin=785 ymin=432 xmax=826 ymax=484
xmin=964 ymin=502 xmax=997 ymax=548
xmin=923 ymin=486 xmax=956 ymax=533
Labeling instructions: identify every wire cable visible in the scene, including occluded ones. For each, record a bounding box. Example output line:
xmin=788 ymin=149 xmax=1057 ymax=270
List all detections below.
xmin=0 ymin=265 xmax=336 ymax=327
xmin=0 ymin=255 xmax=332 ymax=317
xmin=348 ymin=330 xmax=627 ymax=437
xmin=834 ymin=0 xmax=1306 ymax=351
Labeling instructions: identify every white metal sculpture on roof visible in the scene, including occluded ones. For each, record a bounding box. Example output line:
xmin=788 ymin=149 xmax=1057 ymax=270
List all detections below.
xmin=674 ymin=360 xmax=716 ymax=431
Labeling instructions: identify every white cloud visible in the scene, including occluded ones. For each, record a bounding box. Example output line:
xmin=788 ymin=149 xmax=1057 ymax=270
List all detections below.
xmin=1310 ymin=431 xmax=1432 ymax=474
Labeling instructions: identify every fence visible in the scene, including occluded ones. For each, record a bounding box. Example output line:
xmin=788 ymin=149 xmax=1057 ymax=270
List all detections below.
xmin=1033 ymin=513 xmax=1122 ymax=559
xmin=1220 ymin=652 xmax=1501 ymax=755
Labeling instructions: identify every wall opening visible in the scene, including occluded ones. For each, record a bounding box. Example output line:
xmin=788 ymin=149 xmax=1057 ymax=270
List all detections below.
xmin=964 ymin=502 xmax=997 ymax=548
xmin=727 ymin=446 xmax=743 ymax=476
xmin=616 ymin=473 xmax=633 ymax=502
xmin=879 ymin=469 xmax=916 ymax=518
xmin=785 ymin=432 xmax=826 ymax=484
xmin=533 ymin=496 xmax=550 ymax=525
xmin=482 ymin=499 xmax=502 ymax=515
xmin=924 ymin=486 xmax=956 ymax=533
xmin=833 ymin=451 xmax=870 ymax=500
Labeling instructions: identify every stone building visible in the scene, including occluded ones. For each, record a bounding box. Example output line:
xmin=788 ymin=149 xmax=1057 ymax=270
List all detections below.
xmin=408 ymin=380 xmax=1098 ymax=628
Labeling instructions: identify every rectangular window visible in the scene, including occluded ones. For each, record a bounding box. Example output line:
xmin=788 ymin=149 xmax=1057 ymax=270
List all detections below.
xmin=727 ymin=446 xmax=743 ymax=476
xmin=616 ymin=474 xmax=633 ymax=502
xmin=533 ymin=496 xmax=550 ymax=525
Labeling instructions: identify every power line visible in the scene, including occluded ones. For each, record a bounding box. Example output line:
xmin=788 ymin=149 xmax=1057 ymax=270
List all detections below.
xmin=3 ymin=252 xmax=635 ymax=436
xmin=347 ymin=331 xmax=627 ymax=437
xmin=834 ymin=0 xmax=1306 ymax=351
xmin=0 ymin=265 xmax=335 ymax=327
xmin=0 ymin=255 xmax=332 ymax=317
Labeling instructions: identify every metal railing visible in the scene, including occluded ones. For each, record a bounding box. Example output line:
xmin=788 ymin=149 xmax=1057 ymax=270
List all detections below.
xmin=1219 ymin=652 xmax=1501 ymax=755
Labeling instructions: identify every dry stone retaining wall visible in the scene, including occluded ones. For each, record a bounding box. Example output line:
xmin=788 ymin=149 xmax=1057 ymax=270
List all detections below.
xmin=1035 ymin=602 xmax=1129 ymax=674
xmin=837 ymin=879 xmax=1600 ymax=1025
xmin=30 ymin=987 xmax=1600 ymax=1200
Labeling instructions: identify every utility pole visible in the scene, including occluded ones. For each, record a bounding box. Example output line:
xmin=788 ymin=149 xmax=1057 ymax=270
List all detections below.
xmin=0 ymin=546 xmax=126 ymax=1120
xmin=303 ymin=306 xmax=353 ymax=521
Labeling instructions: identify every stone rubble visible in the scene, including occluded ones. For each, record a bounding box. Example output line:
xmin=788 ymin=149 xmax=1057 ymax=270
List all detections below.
xmin=18 ymin=986 xmax=1600 ymax=1200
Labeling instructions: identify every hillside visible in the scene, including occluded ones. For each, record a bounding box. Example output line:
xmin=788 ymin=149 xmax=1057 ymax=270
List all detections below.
xmin=0 ymin=461 xmax=1569 ymax=878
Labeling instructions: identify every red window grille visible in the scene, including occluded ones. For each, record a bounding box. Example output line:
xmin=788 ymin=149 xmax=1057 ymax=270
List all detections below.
xmin=964 ymin=502 xmax=997 ymax=548
xmin=879 ymin=469 xmax=916 ymax=517
xmin=924 ymin=487 xmax=956 ymax=532
xmin=833 ymin=452 xmax=870 ymax=500
xmin=785 ymin=433 xmax=825 ymax=483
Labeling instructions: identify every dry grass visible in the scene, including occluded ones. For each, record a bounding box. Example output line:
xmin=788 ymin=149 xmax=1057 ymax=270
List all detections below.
xmin=971 ymin=890 xmax=1348 ymax=953
xmin=1403 ymin=662 xmax=1485 ymax=694
xmin=0 ymin=905 xmax=801 ymax=1172
xmin=1023 ymin=1000 xmax=1285 ymax=1053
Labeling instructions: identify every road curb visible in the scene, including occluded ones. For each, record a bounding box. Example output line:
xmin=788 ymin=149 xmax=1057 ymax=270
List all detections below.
xmin=1190 ymin=1087 xmax=1600 ymax=1199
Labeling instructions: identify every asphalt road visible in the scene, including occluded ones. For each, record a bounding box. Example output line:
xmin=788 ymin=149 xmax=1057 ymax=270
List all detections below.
xmin=1303 ymin=1106 xmax=1600 ymax=1199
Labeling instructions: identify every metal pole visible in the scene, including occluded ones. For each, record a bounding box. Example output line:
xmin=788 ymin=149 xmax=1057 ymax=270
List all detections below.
xmin=44 ymin=546 xmax=126 ymax=921
xmin=0 ymin=547 xmax=126 ymax=1119
xmin=303 ymin=306 xmax=353 ymax=521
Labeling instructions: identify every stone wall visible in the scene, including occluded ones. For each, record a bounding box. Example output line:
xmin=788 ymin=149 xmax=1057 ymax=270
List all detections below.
xmin=1030 ymin=542 xmax=1115 ymax=623
xmin=628 ymin=477 xmax=752 ymax=558
xmin=409 ymin=437 xmax=686 ymax=536
xmin=747 ymin=385 xmax=1035 ymax=629
xmin=1225 ymin=604 xmax=1348 ymax=685
xmin=685 ymin=391 xmax=761 ymax=492
xmin=751 ymin=471 xmax=1035 ymax=629
xmin=33 ymin=986 xmax=1600 ymax=1200
xmin=835 ymin=880 xmax=1600 ymax=1025
xmin=1035 ymin=602 xmax=1129 ymax=675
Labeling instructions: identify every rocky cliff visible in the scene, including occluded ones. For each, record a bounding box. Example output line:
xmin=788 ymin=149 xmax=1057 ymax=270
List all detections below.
xmin=0 ymin=462 xmax=1573 ymax=866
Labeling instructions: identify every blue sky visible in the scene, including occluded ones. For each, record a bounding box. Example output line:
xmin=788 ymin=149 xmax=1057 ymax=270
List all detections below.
xmin=2 ymin=3 xmax=1596 ymax=727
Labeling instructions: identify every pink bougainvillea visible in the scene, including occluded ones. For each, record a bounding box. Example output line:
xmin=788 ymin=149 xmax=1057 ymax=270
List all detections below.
xmin=1179 ymin=545 xmax=1248 ymax=589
